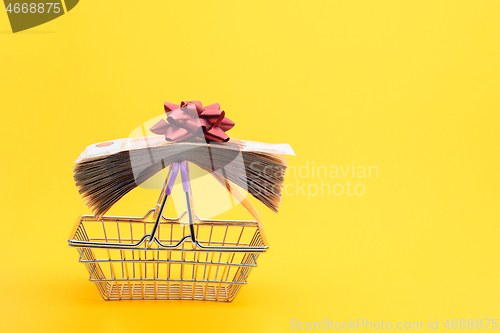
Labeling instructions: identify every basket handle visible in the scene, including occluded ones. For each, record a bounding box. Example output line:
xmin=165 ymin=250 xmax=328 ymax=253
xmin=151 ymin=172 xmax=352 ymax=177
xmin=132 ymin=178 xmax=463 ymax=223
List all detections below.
xmin=147 ymin=160 xmax=195 ymax=247
xmin=147 ymin=162 xmax=179 ymax=247
xmin=149 ymin=160 xmax=265 ymax=251
xmin=180 ymin=161 xmax=197 ymax=246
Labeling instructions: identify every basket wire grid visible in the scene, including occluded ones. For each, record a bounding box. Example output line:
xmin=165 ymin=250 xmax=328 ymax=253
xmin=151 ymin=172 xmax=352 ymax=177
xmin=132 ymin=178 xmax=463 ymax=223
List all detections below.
xmin=69 ymin=161 xmax=269 ymax=301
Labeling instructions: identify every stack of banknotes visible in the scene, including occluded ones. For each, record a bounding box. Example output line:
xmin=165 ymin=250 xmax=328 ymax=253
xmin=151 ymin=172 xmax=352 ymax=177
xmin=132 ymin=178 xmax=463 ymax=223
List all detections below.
xmin=74 ymin=136 xmax=295 ymax=217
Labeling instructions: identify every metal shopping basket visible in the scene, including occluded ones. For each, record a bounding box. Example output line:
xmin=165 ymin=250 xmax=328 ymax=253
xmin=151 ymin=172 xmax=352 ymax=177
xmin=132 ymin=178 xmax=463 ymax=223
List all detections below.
xmin=68 ymin=161 xmax=269 ymax=301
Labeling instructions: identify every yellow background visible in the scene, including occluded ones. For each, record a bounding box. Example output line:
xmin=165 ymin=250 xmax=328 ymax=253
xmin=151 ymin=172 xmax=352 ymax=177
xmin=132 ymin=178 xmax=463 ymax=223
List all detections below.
xmin=1 ymin=1 xmax=499 ymax=332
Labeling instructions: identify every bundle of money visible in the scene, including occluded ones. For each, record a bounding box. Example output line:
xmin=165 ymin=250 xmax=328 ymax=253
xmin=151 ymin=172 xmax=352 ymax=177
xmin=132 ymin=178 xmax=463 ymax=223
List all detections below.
xmin=74 ymin=137 xmax=294 ymax=217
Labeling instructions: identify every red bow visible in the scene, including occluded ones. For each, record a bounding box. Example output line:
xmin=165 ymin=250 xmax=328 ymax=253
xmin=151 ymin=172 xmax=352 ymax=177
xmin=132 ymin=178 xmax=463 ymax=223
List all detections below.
xmin=150 ymin=101 xmax=235 ymax=143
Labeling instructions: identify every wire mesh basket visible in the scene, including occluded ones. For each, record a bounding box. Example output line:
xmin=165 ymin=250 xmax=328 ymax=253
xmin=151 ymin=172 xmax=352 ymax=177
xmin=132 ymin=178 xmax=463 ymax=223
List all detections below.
xmin=68 ymin=161 xmax=269 ymax=301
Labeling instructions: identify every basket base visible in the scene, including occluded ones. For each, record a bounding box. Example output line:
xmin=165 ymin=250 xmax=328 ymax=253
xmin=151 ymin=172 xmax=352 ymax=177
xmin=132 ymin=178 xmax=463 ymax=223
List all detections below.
xmin=95 ymin=281 xmax=241 ymax=301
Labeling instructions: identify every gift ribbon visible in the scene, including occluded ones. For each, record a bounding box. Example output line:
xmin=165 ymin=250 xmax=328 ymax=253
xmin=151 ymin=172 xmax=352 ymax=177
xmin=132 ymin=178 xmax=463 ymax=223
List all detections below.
xmin=150 ymin=101 xmax=235 ymax=143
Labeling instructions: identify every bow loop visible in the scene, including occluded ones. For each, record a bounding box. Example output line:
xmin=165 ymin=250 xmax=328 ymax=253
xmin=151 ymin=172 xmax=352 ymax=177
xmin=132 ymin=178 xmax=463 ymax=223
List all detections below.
xmin=180 ymin=101 xmax=204 ymax=115
xmin=204 ymin=126 xmax=229 ymax=142
xmin=150 ymin=119 xmax=169 ymax=135
xmin=150 ymin=101 xmax=234 ymax=143
xmin=204 ymin=103 xmax=221 ymax=111
xmin=165 ymin=126 xmax=192 ymax=142
xmin=164 ymin=102 xmax=180 ymax=112
xmin=166 ymin=108 xmax=191 ymax=126
xmin=219 ymin=117 xmax=235 ymax=132
xmin=200 ymin=109 xmax=225 ymax=127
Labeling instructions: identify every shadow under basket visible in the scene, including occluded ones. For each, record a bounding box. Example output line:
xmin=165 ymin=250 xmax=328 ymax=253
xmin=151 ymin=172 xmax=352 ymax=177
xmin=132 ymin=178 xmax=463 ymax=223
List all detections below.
xmin=68 ymin=161 xmax=269 ymax=301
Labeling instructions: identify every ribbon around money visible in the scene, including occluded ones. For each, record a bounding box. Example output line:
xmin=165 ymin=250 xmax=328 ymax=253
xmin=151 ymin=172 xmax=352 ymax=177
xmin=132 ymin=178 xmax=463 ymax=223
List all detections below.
xmin=149 ymin=101 xmax=235 ymax=143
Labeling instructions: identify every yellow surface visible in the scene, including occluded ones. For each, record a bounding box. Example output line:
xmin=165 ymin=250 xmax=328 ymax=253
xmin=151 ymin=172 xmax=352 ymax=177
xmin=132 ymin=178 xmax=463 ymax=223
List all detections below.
xmin=1 ymin=1 xmax=499 ymax=332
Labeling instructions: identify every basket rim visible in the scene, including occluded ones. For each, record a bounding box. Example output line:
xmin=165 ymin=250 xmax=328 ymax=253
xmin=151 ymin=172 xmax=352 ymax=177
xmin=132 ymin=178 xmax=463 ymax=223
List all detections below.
xmin=68 ymin=210 xmax=269 ymax=253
